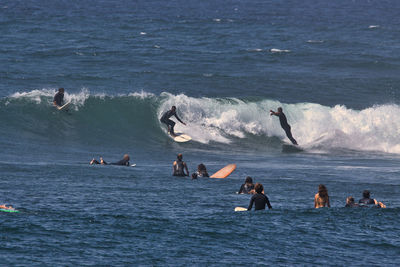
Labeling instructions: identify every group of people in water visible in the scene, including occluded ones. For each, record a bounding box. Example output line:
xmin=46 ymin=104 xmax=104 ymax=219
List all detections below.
xmin=237 ymin=178 xmax=386 ymax=211
xmin=54 ymin=87 xmax=384 ymax=212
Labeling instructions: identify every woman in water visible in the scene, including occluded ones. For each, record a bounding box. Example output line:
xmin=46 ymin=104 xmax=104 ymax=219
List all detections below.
xmin=314 ymin=184 xmax=330 ymax=208
xmin=196 ymin=163 xmax=209 ymax=177
xmin=238 ymin=176 xmax=255 ymax=194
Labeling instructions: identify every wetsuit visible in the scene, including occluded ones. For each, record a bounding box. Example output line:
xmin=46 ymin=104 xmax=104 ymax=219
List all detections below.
xmin=53 ymin=92 xmax=64 ymax=107
xmin=277 ymin=112 xmax=298 ymax=145
xmin=247 ymin=193 xmax=272 ymax=211
xmin=238 ymin=183 xmax=255 ymax=194
xmin=196 ymin=170 xmax=209 ymax=177
xmin=173 ymin=160 xmax=186 ymax=176
xmin=358 ymin=198 xmax=375 ymax=205
xmin=160 ymin=110 xmax=184 ymax=135
xmin=111 ymin=158 xmax=130 ymax=166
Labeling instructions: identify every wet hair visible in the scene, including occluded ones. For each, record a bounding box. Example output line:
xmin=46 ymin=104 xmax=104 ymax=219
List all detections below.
xmin=245 ymin=176 xmax=253 ymax=184
xmin=278 ymin=107 xmax=282 ymax=112
xmin=254 ymin=183 xmax=263 ymax=194
xmin=191 ymin=173 xmax=198 ymax=179
xmin=318 ymin=184 xmax=328 ymax=198
xmin=363 ymin=190 xmax=370 ymax=198
xmin=346 ymin=196 xmax=355 ymax=204
xmin=172 ymin=106 xmax=176 ymax=110
xmin=197 ymin=163 xmax=207 ymax=172
xmin=58 ymin=88 xmax=64 ymax=93
xmin=177 ymin=153 xmax=183 ymax=160
xmin=123 ymin=154 xmax=130 ymax=160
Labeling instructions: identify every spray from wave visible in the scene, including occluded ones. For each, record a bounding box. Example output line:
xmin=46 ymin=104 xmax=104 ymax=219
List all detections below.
xmin=2 ymin=89 xmax=400 ymax=154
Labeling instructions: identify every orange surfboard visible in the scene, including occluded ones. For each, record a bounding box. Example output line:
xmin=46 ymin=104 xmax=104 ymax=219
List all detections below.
xmin=210 ymin=164 xmax=236 ymax=179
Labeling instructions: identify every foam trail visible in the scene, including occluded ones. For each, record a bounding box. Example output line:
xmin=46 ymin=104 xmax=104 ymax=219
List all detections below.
xmin=159 ymin=93 xmax=400 ymax=154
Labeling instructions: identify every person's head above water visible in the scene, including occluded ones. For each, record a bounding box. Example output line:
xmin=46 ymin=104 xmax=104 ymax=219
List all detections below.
xmin=318 ymin=184 xmax=328 ymax=197
xmin=58 ymin=88 xmax=64 ymax=94
xmin=278 ymin=107 xmax=283 ymax=112
xmin=123 ymin=154 xmax=130 ymax=161
xmin=363 ymin=190 xmax=370 ymax=198
xmin=346 ymin=196 xmax=355 ymax=205
xmin=177 ymin=153 xmax=183 ymax=160
xmin=171 ymin=106 xmax=176 ymax=111
xmin=197 ymin=163 xmax=206 ymax=172
xmin=254 ymin=183 xmax=263 ymax=194
xmin=245 ymin=176 xmax=253 ymax=184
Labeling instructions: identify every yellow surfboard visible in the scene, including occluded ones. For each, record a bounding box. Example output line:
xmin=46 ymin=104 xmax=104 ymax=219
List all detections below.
xmin=234 ymin=207 xmax=247 ymax=212
xmin=210 ymin=164 xmax=236 ymax=178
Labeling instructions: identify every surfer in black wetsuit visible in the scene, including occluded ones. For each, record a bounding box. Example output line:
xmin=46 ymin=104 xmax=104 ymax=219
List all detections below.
xmin=160 ymin=106 xmax=186 ymax=136
xmin=90 ymin=154 xmax=130 ymax=166
xmin=172 ymin=153 xmax=189 ymax=176
xmin=247 ymin=183 xmax=272 ymax=211
xmin=358 ymin=190 xmax=386 ymax=208
xmin=53 ymin=88 xmax=65 ymax=108
xmin=270 ymin=107 xmax=298 ymax=145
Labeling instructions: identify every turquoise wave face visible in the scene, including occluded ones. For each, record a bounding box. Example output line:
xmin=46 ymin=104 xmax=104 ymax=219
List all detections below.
xmin=2 ymin=89 xmax=400 ymax=155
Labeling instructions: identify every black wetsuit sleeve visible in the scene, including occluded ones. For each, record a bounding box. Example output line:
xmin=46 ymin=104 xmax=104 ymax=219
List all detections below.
xmin=265 ymin=195 xmax=272 ymax=209
xmin=174 ymin=113 xmax=184 ymax=124
xmin=238 ymin=184 xmax=245 ymax=194
xmin=247 ymin=195 xmax=255 ymax=211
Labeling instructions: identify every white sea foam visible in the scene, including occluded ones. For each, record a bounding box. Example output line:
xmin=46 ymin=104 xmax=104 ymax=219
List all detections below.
xmin=307 ymin=40 xmax=324 ymax=43
xmin=159 ymin=93 xmax=400 ymax=154
xmin=270 ymin=48 xmax=291 ymax=53
xmin=368 ymin=25 xmax=380 ymax=29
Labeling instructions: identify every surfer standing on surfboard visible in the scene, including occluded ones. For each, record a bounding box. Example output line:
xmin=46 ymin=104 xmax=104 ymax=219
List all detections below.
xmin=160 ymin=106 xmax=186 ymax=137
xmin=53 ymin=88 xmax=65 ymax=108
xmin=270 ymin=107 xmax=298 ymax=145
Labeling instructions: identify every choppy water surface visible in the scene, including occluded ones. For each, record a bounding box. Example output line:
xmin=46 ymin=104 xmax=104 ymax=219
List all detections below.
xmin=1 ymin=0 xmax=400 ymax=265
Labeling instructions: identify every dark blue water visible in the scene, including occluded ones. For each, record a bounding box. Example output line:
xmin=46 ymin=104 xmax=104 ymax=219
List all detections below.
xmin=1 ymin=0 xmax=400 ymax=265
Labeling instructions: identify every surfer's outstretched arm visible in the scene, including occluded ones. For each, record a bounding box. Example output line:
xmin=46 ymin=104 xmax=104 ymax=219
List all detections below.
xmin=174 ymin=114 xmax=186 ymax=125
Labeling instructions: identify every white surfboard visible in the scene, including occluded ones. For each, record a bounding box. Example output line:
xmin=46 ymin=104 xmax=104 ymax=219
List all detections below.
xmin=130 ymin=164 xmax=136 ymax=167
xmin=234 ymin=207 xmax=247 ymax=212
xmin=57 ymin=102 xmax=71 ymax=111
xmin=171 ymin=131 xmax=192 ymax=143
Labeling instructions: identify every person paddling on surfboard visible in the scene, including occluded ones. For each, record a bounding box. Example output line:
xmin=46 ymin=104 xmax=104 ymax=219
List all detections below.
xmin=53 ymin=88 xmax=65 ymax=109
xmin=90 ymin=154 xmax=130 ymax=166
xmin=270 ymin=107 xmax=298 ymax=145
xmin=160 ymin=106 xmax=186 ymax=137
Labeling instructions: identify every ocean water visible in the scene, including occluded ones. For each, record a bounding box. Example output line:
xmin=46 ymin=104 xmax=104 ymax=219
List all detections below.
xmin=1 ymin=0 xmax=400 ymax=265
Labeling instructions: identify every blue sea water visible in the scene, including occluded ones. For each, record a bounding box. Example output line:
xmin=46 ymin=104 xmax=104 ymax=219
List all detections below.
xmin=1 ymin=0 xmax=400 ymax=265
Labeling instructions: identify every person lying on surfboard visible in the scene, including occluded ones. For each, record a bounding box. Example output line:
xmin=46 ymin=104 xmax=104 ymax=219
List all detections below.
xmin=172 ymin=153 xmax=189 ymax=177
xmin=90 ymin=154 xmax=130 ymax=166
xmin=160 ymin=106 xmax=186 ymax=137
xmin=53 ymin=87 xmax=65 ymax=108
xmin=0 ymin=204 xmax=15 ymax=210
xmin=358 ymin=190 xmax=386 ymax=208
xmin=270 ymin=107 xmax=298 ymax=145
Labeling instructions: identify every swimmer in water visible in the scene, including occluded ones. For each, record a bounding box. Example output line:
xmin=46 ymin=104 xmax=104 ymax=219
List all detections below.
xmin=314 ymin=184 xmax=330 ymax=208
xmin=196 ymin=163 xmax=209 ymax=177
xmin=247 ymin=183 xmax=272 ymax=211
xmin=358 ymin=190 xmax=386 ymax=208
xmin=345 ymin=196 xmax=359 ymax=208
xmin=172 ymin=153 xmax=189 ymax=177
xmin=238 ymin=176 xmax=255 ymax=194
